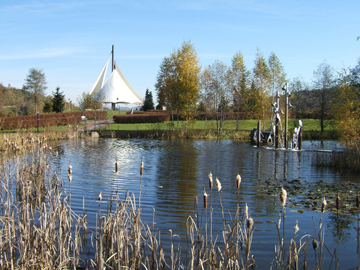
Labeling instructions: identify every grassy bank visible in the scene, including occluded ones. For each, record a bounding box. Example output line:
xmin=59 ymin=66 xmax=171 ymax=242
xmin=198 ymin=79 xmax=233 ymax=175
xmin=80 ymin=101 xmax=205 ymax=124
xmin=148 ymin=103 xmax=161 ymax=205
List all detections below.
xmin=103 ymin=118 xmax=337 ymax=140
xmin=0 ymin=111 xmax=338 ymax=140
xmin=105 ymin=118 xmax=333 ymax=131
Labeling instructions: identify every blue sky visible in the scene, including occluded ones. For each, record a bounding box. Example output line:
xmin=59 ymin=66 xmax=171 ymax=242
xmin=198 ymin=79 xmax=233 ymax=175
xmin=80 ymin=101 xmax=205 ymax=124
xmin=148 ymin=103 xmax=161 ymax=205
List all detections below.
xmin=0 ymin=0 xmax=359 ymax=105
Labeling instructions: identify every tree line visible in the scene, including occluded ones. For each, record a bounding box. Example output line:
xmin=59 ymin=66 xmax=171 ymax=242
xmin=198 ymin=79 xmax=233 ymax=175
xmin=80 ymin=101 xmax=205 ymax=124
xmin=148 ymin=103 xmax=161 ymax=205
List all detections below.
xmin=155 ymin=41 xmax=288 ymax=132
xmin=154 ymin=40 xmax=360 ymax=147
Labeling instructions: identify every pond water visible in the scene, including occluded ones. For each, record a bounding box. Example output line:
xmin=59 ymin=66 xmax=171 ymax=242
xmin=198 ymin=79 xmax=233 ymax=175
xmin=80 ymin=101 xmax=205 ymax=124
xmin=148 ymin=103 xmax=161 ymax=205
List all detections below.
xmin=49 ymin=138 xmax=359 ymax=269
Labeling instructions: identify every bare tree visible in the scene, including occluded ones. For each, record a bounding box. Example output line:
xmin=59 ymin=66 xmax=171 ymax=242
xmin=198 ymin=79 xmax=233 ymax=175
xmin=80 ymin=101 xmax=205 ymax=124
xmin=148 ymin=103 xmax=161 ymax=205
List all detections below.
xmin=201 ymin=60 xmax=231 ymax=134
xmin=23 ymin=68 xmax=47 ymax=114
xmin=313 ymin=60 xmax=336 ymax=132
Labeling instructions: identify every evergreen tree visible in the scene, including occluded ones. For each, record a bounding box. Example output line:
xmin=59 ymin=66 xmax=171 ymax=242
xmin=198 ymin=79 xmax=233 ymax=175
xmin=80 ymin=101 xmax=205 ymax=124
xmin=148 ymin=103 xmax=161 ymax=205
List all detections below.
xmin=52 ymin=87 xmax=65 ymax=113
xmin=43 ymin=99 xmax=52 ymax=113
xmin=142 ymin=89 xmax=154 ymax=111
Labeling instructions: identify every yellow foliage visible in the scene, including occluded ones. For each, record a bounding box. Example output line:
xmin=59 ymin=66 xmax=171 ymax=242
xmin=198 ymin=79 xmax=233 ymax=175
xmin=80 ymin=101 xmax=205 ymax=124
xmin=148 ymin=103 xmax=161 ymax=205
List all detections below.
xmin=334 ymin=70 xmax=360 ymax=148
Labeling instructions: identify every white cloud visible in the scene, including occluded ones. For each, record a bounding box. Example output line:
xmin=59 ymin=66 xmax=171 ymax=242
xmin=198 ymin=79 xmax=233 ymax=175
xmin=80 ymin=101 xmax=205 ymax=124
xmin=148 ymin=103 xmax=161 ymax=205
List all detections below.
xmin=0 ymin=47 xmax=86 ymax=60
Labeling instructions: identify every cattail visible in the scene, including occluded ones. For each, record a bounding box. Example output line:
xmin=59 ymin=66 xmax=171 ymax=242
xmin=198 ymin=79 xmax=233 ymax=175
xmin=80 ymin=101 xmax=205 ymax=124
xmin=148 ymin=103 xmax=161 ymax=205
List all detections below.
xmin=312 ymin=239 xmax=318 ymax=250
xmin=99 ymin=191 xmax=102 ymax=202
xmin=68 ymin=162 xmax=72 ymax=175
xmin=236 ymin=173 xmax=241 ymax=189
xmin=68 ymin=174 xmax=72 ymax=183
xmin=215 ymin=178 xmax=222 ymax=192
xmin=336 ymin=193 xmax=340 ymax=210
xmin=246 ymin=217 xmax=254 ymax=230
xmin=277 ymin=215 xmax=281 ymax=230
xmin=294 ymin=220 xmax=299 ymax=234
xmin=321 ymin=197 xmax=327 ymax=213
xmin=208 ymin=171 xmax=213 ymax=189
xmin=203 ymin=191 xmax=208 ymax=209
xmin=140 ymin=160 xmax=144 ymax=176
xmin=245 ymin=203 xmax=249 ymax=219
xmin=115 ymin=160 xmax=118 ymax=173
xmin=279 ymin=187 xmax=287 ymax=207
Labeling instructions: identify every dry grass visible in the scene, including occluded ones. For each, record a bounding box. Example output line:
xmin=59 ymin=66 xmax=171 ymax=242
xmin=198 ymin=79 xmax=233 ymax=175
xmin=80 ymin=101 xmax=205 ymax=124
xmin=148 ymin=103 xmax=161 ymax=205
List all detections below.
xmin=312 ymin=147 xmax=360 ymax=172
xmin=0 ymin=129 xmax=79 ymax=152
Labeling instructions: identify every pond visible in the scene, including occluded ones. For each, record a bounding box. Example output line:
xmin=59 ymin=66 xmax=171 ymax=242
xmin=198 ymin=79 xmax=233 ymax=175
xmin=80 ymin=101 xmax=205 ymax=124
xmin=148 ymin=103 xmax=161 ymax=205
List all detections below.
xmin=43 ymin=138 xmax=360 ymax=269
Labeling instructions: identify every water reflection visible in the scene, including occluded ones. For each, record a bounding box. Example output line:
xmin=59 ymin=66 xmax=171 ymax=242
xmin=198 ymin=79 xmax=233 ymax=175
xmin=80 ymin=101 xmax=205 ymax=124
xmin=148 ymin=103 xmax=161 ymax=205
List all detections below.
xmin=47 ymin=138 xmax=360 ymax=268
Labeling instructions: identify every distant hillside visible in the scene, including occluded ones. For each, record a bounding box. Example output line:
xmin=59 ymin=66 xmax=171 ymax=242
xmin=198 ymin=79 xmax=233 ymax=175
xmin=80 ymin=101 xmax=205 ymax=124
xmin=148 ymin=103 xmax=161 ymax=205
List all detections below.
xmin=0 ymin=84 xmax=51 ymax=117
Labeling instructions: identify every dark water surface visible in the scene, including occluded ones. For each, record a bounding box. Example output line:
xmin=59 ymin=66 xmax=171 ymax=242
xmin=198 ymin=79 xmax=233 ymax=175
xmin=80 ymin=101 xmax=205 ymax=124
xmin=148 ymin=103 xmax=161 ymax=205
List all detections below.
xmin=50 ymin=138 xmax=359 ymax=269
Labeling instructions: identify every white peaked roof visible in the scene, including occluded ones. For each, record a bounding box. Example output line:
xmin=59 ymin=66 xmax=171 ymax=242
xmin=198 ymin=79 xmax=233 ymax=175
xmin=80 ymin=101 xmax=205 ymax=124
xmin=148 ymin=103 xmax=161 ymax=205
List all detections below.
xmin=90 ymin=49 xmax=143 ymax=105
xmin=89 ymin=55 xmax=110 ymax=96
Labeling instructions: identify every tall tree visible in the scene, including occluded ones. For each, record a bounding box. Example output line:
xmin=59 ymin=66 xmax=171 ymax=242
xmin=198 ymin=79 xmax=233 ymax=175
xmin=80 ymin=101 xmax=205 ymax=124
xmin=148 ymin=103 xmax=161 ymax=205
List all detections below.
xmin=252 ymin=49 xmax=271 ymax=122
xmin=52 ymin=87 xmax=65 ymax=113
xmin=334 ymin=68 xmax=360 ymax=147
xmin=176 ymin=41 xmax=201 ymax=125
xmin=155 ymin=54 xmax=178 ymax=123
xmin=248 ymin=79 xmax=261 ymax=116
xmin=268 ymin=52 xmax=286 ymax=99
xmin=0 ymin=83 xmax=4 ymax=117
xmin=230 ymin=52 xmax=250 ymax=130
xmin=155 ymin=41 xmax=200 ymax=129
xmin=200 ymin=60 xmax=231 ymax=133
xmin=142 ymin=89 xmax=154 ymax=111
xmin=23 ymin=68 xmax=47 ymax=113
xmin=312 ymin=60 xmax=335 ymax=132
xmin=289 ymin=76 xmax=310 ymax=118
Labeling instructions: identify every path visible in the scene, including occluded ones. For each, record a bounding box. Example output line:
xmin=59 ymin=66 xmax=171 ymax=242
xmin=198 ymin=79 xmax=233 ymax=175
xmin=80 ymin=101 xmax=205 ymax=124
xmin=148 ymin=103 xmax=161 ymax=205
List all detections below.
xmin=77 ymin=120 xmax=114 ymax=131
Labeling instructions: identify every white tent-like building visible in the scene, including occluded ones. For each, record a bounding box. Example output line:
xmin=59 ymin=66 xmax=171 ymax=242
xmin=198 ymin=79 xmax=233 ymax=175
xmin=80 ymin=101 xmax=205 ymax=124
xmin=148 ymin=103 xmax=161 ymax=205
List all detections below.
xmin=89 ymin=45 xmax=143 ymax=110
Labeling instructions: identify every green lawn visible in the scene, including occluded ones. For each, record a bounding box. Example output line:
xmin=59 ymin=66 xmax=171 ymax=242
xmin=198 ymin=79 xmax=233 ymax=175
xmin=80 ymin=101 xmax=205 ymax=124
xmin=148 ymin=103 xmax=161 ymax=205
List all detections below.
xmin=105 ymin=119 xmax=333 ymax=132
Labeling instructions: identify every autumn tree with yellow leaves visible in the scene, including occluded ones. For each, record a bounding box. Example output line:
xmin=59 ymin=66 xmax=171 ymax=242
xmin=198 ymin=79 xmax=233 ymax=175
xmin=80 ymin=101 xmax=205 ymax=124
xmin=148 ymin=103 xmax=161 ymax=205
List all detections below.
xmin=155 ymin=41 xmax=201 ymax=130
xmin=334 ymin=65 xmax=360 ymax=148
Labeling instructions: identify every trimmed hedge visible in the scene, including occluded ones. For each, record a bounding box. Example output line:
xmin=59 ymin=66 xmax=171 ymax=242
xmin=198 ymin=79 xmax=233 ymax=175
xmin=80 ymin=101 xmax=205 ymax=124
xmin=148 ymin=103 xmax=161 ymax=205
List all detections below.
xmin=0 ymin=111 xmax=107 ymax=130
xmin=142 ymin=111 xmax=258 ymax=121
xmin=113 ymin=111 xmax=297 ymax=124
xmin=113 ymin=113 xmax=170 ymax=123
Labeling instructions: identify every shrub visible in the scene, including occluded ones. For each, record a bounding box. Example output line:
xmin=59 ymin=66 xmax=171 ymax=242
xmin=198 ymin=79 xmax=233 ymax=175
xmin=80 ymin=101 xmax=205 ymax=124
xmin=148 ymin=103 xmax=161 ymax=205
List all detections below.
xmin=0 ymin=111 xmax=107 ymax=130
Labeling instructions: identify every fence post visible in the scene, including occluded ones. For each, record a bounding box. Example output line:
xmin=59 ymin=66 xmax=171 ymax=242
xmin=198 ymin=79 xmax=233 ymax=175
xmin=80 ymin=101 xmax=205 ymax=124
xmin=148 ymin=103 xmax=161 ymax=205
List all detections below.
xmin=36 ymin=112 xmax=39 ymax=133
xmin=257 ymin=121 xmax=261 ymax=147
